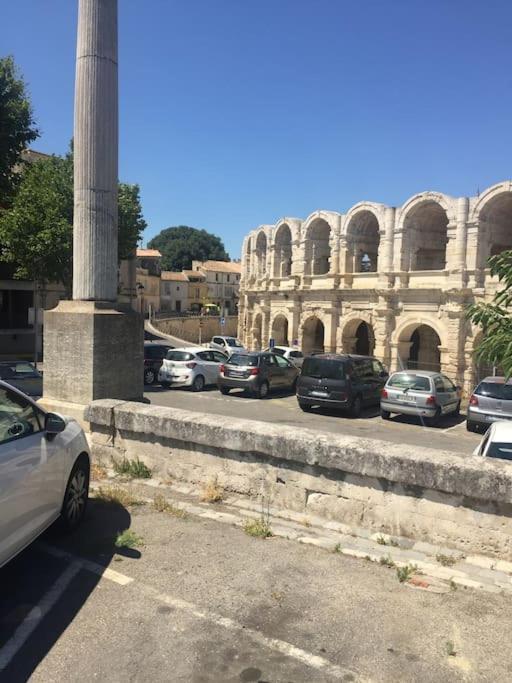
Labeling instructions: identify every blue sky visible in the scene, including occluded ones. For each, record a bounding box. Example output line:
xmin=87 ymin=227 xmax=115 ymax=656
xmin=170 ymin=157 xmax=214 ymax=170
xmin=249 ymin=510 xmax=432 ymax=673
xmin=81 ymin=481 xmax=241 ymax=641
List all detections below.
xmin=3 ymin=0 xmax=512 ymax=259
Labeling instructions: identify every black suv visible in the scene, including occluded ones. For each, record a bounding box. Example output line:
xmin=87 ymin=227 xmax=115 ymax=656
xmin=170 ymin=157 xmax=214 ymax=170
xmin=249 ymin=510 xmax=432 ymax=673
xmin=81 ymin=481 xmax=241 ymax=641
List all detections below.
xmin=297 ymin=354 xmax=388 ymax=416
xmin=144 ymin=342 xmax=173 ymax=385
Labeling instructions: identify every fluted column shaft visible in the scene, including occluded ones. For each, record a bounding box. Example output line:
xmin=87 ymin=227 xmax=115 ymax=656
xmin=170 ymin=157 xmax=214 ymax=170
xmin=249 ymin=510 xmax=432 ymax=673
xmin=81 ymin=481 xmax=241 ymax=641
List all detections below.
xmin=73 ymin=0 xmax=118 ymax=301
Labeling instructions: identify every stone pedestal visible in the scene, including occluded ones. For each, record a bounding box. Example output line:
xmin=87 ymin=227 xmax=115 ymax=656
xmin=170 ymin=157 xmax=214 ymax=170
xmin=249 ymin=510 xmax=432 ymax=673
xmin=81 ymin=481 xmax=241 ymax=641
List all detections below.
xmin=40 ymin=300 xmax=143 ymax=426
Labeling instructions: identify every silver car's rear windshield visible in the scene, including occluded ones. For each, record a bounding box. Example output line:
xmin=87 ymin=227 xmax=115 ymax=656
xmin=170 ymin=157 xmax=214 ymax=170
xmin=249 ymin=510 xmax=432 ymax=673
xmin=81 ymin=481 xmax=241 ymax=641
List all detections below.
xmin=476 ymin=382 xmax=512 ymax=400
xmin=487 ymin=443 xmax=512 ymax=460
xmin=166 ymin=351 xmax=195 ymax=361
xmin=388 ymin=374 xmax=431 ymax=391
xmin=229 ymin=354 xmax=258 ymax=367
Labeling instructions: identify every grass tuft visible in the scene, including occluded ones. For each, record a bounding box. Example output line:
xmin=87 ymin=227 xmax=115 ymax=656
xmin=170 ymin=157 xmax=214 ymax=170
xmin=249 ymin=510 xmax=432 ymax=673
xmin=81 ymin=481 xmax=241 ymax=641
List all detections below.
xmin=436 ymin=553 xmax=458 ymax=567
xmin=95 ymin=486 xmax=144 ymax=508
xmin=200 ymin=476 xmax=224 ymax=504
xmin=379 ymin=555 xmax=395 ymax=568
xmin=113 ymin=456 xmax=152 ymax=479
xmin=91 ymin=462 xmax=107 ymax=481
xmin=445 ymin=640 xmax=456 ymax=657
xmin=115 ymin=529 xmax=144 ymax=549
xmin=153 ymin=493 xmax=188 ymax=518
xmin=333 ymin=543 xmax=342 ymax=554
xmin=396 ymin=563 xmax=417 ymax=583
xmin=243 ymin=517 xmax=273 ymax=539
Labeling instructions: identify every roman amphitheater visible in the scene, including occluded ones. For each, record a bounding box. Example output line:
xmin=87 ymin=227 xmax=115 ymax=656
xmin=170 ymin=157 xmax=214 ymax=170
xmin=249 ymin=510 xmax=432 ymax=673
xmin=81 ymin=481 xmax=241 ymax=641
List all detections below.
xmin=238 ymin=180 xmax=512 ymax=395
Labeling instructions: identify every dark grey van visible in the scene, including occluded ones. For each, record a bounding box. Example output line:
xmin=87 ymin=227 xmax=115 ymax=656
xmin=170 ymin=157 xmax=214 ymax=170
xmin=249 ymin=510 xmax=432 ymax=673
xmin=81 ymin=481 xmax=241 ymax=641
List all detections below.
xmin=296 ymin=354 xmax=388 ymax=417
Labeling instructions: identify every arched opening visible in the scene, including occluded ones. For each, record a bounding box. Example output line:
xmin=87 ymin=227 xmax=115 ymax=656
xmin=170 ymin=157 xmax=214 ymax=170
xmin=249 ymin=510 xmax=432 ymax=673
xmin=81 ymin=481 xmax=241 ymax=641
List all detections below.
xmin=403 ymin=201 xmax=449 ymax=271
xmin=302 ymin=317 xmax=324 ymax=354
xmin=477 ymin=192 xmax=512 ymax=267
xmin=271 ymin=315 xmax=289 ymax=346
xmin=252 ymin=313 xmax=262 ymax=350
xmin=273 ymin=224 xmax=292 ymax=278
xmin=346 ymin=211 xmax=380 ymax=273
xmin=341 ymin=319 xmax=375 ymax=355
xmin=400 ymin=324 xmax=441 ymax=372
xmin=305 ymin=219 xmax=331 ymax=275
xmin=255 ymin=232 xmax=267 ymax=278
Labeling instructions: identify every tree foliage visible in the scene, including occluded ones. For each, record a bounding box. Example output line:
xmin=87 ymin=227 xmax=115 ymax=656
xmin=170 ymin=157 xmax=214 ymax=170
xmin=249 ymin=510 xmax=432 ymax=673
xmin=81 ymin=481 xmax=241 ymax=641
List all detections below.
xmin=0 ymin=150 xmax=146 ymax=293
xmin=467 ymin=250 xmax=512 ymax=379
xmin=0 ymin=56 xmax=39 ymax=207
xmin=148 ymin=226 xmax=229 ymax=271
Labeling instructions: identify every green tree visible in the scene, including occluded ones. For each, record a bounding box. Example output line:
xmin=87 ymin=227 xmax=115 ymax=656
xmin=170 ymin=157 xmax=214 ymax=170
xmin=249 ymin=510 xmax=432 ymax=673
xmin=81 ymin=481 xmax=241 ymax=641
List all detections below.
xmin=467 ymin=250 xmax=512 ymax=379
xmin=0 ymin=56 xmax=39 ymax=207
xmin=0 ymin=151 xmax=146 ymax=294
xmin=148 ymin=226 xmax=229 ymax=271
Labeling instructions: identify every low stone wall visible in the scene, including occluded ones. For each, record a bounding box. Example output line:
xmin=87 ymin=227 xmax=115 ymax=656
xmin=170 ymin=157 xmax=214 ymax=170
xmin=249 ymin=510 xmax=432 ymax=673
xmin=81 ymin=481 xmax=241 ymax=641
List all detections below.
xmin=86 ymin=399 xmax=512 ymax=559
xmin=153 ymin=315 xmax=238 ymax=344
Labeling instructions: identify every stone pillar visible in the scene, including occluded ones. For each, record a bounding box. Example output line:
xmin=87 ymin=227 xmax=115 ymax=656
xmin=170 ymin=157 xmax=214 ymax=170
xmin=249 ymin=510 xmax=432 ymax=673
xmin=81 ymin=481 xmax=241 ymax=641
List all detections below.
xmin=379 ymin=207 xmax=395 ymax=287
xmin=41 ymin=0 xmax=143 ymax=425
xmin=449 ymin=197 xmax=469 ymax=287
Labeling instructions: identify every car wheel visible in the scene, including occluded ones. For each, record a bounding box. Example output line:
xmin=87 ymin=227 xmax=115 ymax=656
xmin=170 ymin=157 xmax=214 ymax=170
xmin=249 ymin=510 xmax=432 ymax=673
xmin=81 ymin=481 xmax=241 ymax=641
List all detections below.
xmin=61 ymin=455 xmax=89 ymax=531
xmin=256 ymin=381 xmax=269 ymax=399
xmin=350 ymin=395 xmax=362 ymax=418
xmin=298 ymin=401 xmax=312 ymax=412
xmin=466 ymin=420 xmax=478 ymax=432
xmin=381 ymin=409 xmax=391 ymax=420
xmin=144 ymin=368 xmax=155 ymax=385
xmin=219 ymin=386 xmax=230 ymax=395
xmin=192 ymin=374 xmax=205 ymax=392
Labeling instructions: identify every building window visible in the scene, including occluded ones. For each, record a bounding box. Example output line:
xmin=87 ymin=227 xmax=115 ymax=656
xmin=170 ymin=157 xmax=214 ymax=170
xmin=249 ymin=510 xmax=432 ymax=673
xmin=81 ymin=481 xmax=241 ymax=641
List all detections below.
xmin=227 ymin=274 xmax=230 ymax=283
xmin=177 ymin=286 xmax=180 ymax=291
xmin=215 ymin=273 xmax=219 ymax=282
xmin=176 ymin=300 xmax=181 ymax=312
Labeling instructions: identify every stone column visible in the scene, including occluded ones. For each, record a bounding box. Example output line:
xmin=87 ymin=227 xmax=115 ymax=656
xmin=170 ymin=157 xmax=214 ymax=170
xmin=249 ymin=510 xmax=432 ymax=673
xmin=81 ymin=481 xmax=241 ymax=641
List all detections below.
xmin=41 ymin=0 xmax=143 ymax=425
xmin=450 ymin=197 xmax=469 ymax=287
xmin=379 ymin=207 xmax=395 ymax=287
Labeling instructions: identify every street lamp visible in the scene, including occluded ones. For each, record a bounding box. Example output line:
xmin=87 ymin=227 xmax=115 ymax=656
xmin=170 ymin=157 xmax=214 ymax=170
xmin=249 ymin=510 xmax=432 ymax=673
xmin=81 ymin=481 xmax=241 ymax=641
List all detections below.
xmin=136 ymin=282 xmax=145 ymax=317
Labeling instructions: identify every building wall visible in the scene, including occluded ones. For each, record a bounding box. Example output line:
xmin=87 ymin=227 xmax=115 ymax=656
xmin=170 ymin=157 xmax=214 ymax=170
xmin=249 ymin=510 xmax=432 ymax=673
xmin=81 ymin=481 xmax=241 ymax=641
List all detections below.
xmin=135 ymin=268 xmax=161 ymax=315
xmin=239 ymin=181 xmax=512 ymax=398
xmin=160 ymin=279 xmax=189 ymax=313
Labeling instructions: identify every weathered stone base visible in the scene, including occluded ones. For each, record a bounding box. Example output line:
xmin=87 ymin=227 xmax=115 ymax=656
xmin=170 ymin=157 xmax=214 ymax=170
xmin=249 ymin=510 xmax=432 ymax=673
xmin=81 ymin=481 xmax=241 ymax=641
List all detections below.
xmin=87 ymin=400 xmax=512 ymax=560
xmin=42 ymin=301 xmax=143 ymax=407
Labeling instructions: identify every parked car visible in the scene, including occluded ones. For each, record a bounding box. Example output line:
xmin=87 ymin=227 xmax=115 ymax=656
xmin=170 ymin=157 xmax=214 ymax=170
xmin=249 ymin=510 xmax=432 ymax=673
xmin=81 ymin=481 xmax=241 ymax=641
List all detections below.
xmin=473 ymin=421 xmax=512 ymax=460
xmin=209 ymin=336 xmax=246 ymax=355
xmin=218 ymin=351 xmax=299 ymax=398
xmin=0 ymin=380 xmax=90 ymax=568
xmin=466 ymin=377 xmax=512 ymax=432
xmin=380 ymin=370 xmax=460 ymax=426
xmin=144 ymin=342 xmax=173 ymax=385
xmin=0 ymin=360 xmax=43 ymax=397
xmin=158 ymin=347 xmax=228 ymax=391
xmin=263 ymin=346 xmax=305 ymax=369
xmin=297 ymin=354 xmax=388 ymax=416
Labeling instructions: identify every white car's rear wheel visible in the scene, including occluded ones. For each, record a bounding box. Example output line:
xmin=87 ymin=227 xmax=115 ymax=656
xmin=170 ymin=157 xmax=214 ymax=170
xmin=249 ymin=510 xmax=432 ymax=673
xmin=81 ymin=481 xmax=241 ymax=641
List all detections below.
xmin=192 ymin=374 xmax=205 ymax=392
xmin=62 ymin=456 xmax=90 ymax=531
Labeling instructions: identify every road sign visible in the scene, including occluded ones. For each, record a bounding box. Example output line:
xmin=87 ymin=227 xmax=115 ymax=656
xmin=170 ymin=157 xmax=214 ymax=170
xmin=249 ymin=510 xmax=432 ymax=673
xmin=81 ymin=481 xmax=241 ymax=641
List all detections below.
xmin=220 ymin=317 xmax=225 ymax=327
xmin=269 ymin=338 xmax=275 ymax=348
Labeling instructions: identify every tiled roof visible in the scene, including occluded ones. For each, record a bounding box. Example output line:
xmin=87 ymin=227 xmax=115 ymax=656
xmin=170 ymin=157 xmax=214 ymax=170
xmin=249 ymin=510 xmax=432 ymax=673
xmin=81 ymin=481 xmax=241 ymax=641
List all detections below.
xmin=198 ymin=260 xmax=241 ymax=274
xmin=136 ymin=249 xmax=162 ymax=258
xmin=183 ymin=269 xmax=206 ymax=279
xmin=161 ymin=271 xmax=188 ymax=282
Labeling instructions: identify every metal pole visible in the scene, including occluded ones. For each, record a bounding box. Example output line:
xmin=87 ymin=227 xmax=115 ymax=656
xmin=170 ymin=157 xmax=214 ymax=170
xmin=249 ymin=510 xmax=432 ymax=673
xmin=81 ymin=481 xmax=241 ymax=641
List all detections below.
xmin=33 ymin=279 xmax=38 ymax=370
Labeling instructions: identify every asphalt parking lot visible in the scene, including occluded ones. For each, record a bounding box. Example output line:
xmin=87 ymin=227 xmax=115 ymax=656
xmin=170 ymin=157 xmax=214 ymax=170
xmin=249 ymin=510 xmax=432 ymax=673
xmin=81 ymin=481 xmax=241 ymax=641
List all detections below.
xmin=145 ymin=385 xmax=482 ymax=455
xmin=3 ymin=491 xmax=512 ymax=682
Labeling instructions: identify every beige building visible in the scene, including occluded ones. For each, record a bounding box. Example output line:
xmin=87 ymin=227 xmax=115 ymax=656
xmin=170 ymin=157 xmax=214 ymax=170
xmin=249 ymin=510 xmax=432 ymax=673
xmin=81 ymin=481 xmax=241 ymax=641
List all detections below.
xmin=135 ymin=249 xmax=162 ymax=316
xmin=191 ymin=260 xmax=241 ymax=315
xmin=239 ymin=181 xmax=512 ymax=395
xmin=183 ymin=270 xmax=209 ymax=313
xmin=160 ymin=271 xmax=188 ymax=313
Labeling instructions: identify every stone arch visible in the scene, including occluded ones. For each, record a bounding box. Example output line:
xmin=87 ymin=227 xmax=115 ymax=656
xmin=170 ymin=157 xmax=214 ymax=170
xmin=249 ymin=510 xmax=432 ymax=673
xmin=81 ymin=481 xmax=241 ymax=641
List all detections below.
xmin=303 ymin=216 xmax=332 ymax=275
xmin=254 ymin=231 xmax=267 ymax=278
xmin=271 ymin=314 xmax=289 ymax=346
xmin=252 ymin=312 xmax=263 ymax=350
xmin=273 ymin=223 xmax=293 ymax=278
xmin=399 ymin=193 xmax=451 ymax=271
xmin=472 ymin=182 xmax=512 ymax=269
xmin=344 ymin=206 xmax=382 ymax=273
xmin=394 ymin=320 xmax=444 ymax=372
xmin=301 ymin=315 xmax=325 ymax=354
xmin=341 ymin=317 xmax=376 ymax=355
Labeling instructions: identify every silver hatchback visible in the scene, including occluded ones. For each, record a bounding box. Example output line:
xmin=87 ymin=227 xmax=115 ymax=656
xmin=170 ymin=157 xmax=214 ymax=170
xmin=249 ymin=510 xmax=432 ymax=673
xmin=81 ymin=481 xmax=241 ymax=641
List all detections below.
xmin=380 ymin=371 xmax=461 ymax=426
xmin=466 ymin=377 xmax=512 ymax=432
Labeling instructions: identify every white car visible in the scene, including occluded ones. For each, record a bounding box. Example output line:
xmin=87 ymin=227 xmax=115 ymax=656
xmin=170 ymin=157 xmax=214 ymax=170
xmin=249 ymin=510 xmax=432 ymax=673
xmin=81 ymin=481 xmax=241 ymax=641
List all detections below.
xmin=209 ymin=336 xmax=246 ymax=355
xmin=0 ymin=380 xmax=90 ymax=568
xmin=264 ymin=346 xmax=305 ymax=369
xmin=473 ymin=421 xmax=512 ymax=461
xmin=158 ymin=347 xmax=229 ymax=391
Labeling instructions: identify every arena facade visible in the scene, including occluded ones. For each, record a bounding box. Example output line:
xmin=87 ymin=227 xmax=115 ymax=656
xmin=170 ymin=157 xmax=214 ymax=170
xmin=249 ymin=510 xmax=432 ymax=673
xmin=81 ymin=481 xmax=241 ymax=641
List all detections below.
xmin=238 ymin=180 xmax=512 ymax=395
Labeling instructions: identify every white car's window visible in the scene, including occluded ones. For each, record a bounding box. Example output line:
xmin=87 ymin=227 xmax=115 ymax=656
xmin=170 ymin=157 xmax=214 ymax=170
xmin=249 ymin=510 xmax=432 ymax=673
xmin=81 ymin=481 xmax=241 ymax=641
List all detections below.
xmin=196 ymin=351 xmax=212 ymax=362
xmin=211 ymin=351 xmax=227 ymax=363
xmin=0 ymin=387 xmax=43 ymax=445
xmin=275 ymin=355 xmax=291 ymax=368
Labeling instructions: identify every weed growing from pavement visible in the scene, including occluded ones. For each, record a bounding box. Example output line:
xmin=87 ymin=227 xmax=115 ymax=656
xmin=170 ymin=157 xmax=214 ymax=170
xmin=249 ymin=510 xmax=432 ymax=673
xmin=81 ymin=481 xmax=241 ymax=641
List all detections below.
xmin=153 ymin=493 xmax=188 ymax=518
xmin=436 ymin=553 xmax=458 ymax=567
xmin=396 ymin=564 xmax=417 ymax=583
xmin=91 ymin=462 xmax=107 ymax=480
xmin=376 ymin=535 xmax=399 ymax=547
xmin=95 ymin=486 xmax=144 ymax=507
xmin=200 ymin=476 xmax=224 ymax=503
xmin=379 ymin=555 xmax=395 ymax=568
xmin=333 ymin=543 xmax=342 ymax=554
xmin=243 ymin=517 xmax=273 ymax=539
xmin=449 ymin=579 xmax=458 ymax=591
xmin=445 ymin=640 xmax=456 ymax=657
xmin=113 ymin=456 xmax=152 ymax=479
xmin=115 ymin=529 xmax=144 ymax=549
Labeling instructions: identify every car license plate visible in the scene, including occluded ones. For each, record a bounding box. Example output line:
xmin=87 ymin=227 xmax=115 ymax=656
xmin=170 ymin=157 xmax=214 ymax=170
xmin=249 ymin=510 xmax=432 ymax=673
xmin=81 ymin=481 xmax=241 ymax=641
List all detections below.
xmin=401 ymin=395 xmax=416 ymax=403
xmin=311 ymin=390 xmax=328 ymax=398
xmin=230 ymin=371 xmax=244 ymax=377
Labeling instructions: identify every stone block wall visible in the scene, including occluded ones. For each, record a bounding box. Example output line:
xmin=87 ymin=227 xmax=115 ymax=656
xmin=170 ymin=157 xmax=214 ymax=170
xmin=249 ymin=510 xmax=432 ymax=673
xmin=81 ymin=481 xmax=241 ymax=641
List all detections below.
xmin=87 ymin=400 xmax=512 ymax=560
xmin=153 ymin=315 xmax=238 ymax=344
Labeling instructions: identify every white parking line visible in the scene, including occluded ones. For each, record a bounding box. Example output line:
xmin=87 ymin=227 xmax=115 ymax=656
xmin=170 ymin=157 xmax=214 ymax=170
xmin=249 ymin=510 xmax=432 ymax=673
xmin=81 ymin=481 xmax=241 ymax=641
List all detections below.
xmin=39 ymin=543 xmax=133 ymax=585
xmin=0 ymin=562 xmax=81 ymax=671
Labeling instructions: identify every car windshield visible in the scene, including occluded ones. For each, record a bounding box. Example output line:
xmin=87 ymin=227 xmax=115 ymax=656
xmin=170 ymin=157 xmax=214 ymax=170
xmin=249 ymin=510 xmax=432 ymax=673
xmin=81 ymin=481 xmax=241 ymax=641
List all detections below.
xmin=0 ymin=362 xmax=37 ymax=378
xmin=475 ymin=382 xmax=512 ymax=401
xmin=166 ymin=351 xmax=195 ymax=361
xmin=486 ymin=443 xmax=512 ymax=460
xmin=229 ymin=354 xmax=258 ymax=367
xmin=226 ymin=338 xmax=243 ymax=347
xmin=388 ymin=374 xmax=431 ymax=391
xmin=302 ymin=358 xmax=345 ymax=380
